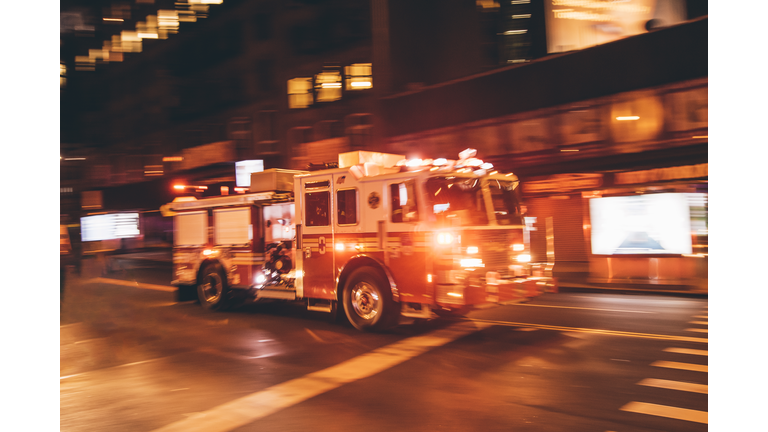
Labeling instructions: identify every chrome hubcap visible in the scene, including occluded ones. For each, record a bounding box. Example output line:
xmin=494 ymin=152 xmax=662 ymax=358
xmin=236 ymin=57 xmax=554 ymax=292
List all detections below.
xmin=201 ymin=272 xmax=222 ymax=303
xmin=351 ymin=282 xmax=380 ymax=320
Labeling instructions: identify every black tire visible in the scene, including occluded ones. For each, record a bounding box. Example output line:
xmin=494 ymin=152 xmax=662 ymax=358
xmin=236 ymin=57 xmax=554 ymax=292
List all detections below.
xmin=342 ymin=267 xmax=398 ymax=331
xmin=197 ymin=264 xmax=229 ymax=311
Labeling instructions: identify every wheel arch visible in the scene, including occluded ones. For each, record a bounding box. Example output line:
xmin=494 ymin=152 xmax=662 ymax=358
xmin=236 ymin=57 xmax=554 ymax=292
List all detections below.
xmin=336 ymin=254 xmax=399 ymax=304
xmin=197 ymin=258 xmax=225 ymax=284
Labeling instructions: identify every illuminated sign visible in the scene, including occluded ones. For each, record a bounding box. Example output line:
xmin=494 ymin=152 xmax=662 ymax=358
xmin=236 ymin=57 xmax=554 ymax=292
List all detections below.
xmin=544 ymin=0 xmax=686 ymax=53
xmin=589 ymin=193 xmax=697 ymax=255
xmin=81 ymin=213 xmax=141 ymax=242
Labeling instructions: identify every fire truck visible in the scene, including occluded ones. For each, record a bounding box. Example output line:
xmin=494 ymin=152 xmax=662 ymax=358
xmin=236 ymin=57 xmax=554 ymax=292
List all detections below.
xmin=165 ymin=149 xmax=556 ymax=331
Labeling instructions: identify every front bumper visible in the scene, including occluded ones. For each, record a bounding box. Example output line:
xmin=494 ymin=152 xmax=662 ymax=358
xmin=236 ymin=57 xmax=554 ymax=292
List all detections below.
xmin=435 ymin=275 xmax=558 ymax=309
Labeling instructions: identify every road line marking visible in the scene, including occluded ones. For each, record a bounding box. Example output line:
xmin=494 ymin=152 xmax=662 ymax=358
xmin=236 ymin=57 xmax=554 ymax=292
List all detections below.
xmin=150 ymin=321 xmax=490 ymax=432
xmin=86 ymin=277 xmax=176 ymax=292
xmin=663 ymin=347 xmax=708 ymax=356
xmin=305 ymin=328 xmax=324 ymax=343
xmin=60 ymin=356 xmax=172 ymax=381
xmin=467 ymin=318 xmax=708 ymax=343
xmin=621 ymin=401 xmax=707 ymax=424
xmin=686 ymin=328 xmax=708 ymax=333
xmin=688 ymin=320 xmax=708 ymax=325
xmin=511 ymin=303 xmax=655 ymax=314
xmin=60 ymin=322 xmax=83 ymax=329
xmin=637 ymin=378 xmax=708 ymax=394
xmin=651 ymin=360 xmax=708 ymax=373
xmin=73 ymin=337 xmax=106 ymax=345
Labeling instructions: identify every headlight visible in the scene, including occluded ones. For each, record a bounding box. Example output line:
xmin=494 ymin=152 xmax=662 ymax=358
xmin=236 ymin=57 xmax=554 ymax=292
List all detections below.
xmin=516 ymin=254 xmax=531 ymax=263
xmin=466 ymin=246 xmax=479 ymax=254
xmin=437 ymin=232 xmax=454 ymax=245
xmin=255 ymin=273 xmax=266 ymax=285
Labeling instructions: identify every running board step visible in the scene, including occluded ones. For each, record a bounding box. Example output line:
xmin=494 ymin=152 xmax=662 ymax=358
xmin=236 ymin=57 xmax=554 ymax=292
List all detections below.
xmin=256 ymin=289 xmax=296 ymax=300
xmin=307 ymin=300 xmax=334 ymax=313
xmin=401 ymin=302 xmax=433 ymax=319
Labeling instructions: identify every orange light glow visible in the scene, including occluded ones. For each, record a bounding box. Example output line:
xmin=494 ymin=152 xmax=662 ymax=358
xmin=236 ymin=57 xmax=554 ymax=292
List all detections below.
xmin=616 ymin=116 xmax=640 ymax=121
xmin=163 ymin=156 xmax=183 ymax=162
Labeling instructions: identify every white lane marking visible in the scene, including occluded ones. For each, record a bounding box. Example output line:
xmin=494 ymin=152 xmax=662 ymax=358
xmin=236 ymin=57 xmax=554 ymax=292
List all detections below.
xmin=60 ymin=356 xmax=171 ymax=380
xmin=638 ymin=378 xmax=708 ymax=394
xmin=60 ymin=322 xmax=83 ymax=329
xmin=305 ymin=328 xmax=324 ymax=343
xmin=685 ymin=328 xmax=708 ymax=333
xmin=663 ymin=347 xmax=708 ymax=356
xmin=688 ymin=320 xmax=708 ymax=325
xmin=468 ymin=318 xmax=708 ymax=343
xmin=73 ymin=337 xmax=107 ymax=345
xmin=651 ymin=360 xmax=708 ymax=373
xmin=621 ymin=401 xmax=707 ymax=424
xmin=511 ymin=303 xmax=655 ymax=314
xmin=150 ymin=321 xmax=490 ymax=432
xmin=86 ymin=277 xmax=176 ymax=293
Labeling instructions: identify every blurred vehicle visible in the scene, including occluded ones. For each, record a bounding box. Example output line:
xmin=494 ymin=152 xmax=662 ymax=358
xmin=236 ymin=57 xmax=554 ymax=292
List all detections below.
xmin=165 ymin=150 xmax=557 ymax=331
xmin=60 ymin=224 xmax=73 ymax=303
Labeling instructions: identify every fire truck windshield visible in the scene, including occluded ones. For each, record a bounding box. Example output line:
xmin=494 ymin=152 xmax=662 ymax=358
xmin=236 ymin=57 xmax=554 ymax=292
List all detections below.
xmin=425 ymin=177 xmax=488 ymax=226
xmin=487 ymin=179 xmax=524 ymax=225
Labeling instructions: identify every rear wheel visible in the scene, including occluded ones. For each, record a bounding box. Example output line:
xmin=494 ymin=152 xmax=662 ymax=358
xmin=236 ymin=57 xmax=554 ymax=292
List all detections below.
xmin=343 ymin=267 xmax=398 ymax=331
xmin=198 ymin=264 xmax=229 ymax=311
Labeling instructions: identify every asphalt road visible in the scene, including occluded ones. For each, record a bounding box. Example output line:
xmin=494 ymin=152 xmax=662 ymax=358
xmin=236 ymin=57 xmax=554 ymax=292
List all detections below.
xmin=60 ymin=261 xmax=708 ymax=432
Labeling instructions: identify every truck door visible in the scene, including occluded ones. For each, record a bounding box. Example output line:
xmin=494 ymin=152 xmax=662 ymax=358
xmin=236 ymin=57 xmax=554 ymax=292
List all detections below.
xmin=298 ymin=175 xmax=335 ymax=300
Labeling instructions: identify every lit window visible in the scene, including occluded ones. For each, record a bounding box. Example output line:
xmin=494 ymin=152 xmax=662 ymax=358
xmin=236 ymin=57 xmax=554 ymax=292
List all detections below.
xmin=315 ymin=69 xmax=342 ymax=102
xmin=345 ymin=63 xmax=372 ymax=90
xmin=288 ymin=77 xmax=313 ymax=109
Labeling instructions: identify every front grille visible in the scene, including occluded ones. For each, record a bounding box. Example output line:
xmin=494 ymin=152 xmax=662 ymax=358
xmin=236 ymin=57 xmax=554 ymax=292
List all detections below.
xmin=467 ymin=230 xmax=511 ymax=274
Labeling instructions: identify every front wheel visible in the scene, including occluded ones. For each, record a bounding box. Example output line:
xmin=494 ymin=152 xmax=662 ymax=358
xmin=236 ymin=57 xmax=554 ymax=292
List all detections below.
xmin=198 ymin=264 xmax=229 ymax=311
xmin=343 ymin=267 xmax=398 ymax=332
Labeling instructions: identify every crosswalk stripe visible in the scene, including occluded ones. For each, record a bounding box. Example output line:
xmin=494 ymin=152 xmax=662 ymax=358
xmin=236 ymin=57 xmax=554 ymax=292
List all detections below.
xmin=637 ymin=378 xmax=707 ymax=394
xmin=663 ymin=347 xmax=708 ymax=356
xmin=651 ymin=360 xmax=707 ymax=373
xmin=688 ymin=320 xmax=708 ymax=325
xmin=621 ymin=401 xmax=707 ymax=424
xmin=150 ymin=320 xmax=490 ymax=432
xmin=686 ymin=328 xmax=708 ymax=333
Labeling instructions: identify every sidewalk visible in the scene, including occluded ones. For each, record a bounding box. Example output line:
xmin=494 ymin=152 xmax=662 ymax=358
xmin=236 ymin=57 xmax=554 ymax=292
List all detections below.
xmin=556 ymin=279 xmax=707 ymax=298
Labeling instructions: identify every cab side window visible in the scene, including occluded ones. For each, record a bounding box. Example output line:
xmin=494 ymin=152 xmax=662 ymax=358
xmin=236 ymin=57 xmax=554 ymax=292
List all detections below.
xmin=390 ymin=181 xmax=419 ymax=223
xmin=337 ymin=189 xmax=358 ymax=225
xmin=305 ymin=191 xmax=329 ymax=226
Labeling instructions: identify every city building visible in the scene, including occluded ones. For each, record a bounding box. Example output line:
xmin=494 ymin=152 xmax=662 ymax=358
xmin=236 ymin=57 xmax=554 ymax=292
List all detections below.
xmin=60 ymin=0 xmax=707 ymax=290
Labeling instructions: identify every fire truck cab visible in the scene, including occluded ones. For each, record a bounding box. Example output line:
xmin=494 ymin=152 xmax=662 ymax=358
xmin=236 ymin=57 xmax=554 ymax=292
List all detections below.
xmin=167 ymin=150 xmax=556 ymax=331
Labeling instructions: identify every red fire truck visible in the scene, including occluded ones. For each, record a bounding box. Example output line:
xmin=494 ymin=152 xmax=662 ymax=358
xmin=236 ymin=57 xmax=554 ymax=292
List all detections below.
xmin=165 ymin=150 xmax=556 ymax=331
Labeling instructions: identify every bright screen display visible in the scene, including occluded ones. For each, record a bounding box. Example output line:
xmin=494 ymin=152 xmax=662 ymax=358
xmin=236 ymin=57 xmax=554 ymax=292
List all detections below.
xmin=589 ymin=193 xmax=693 ymax=255
xmin=81 ymin=213 xmax=141 ymax=242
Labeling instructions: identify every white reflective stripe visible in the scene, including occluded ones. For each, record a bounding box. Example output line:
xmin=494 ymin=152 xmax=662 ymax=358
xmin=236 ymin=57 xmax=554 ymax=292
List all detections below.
xmin=621 ymin=401 xmax=707 ymax=424
xmin=150 ymin=321 xmax=490 ymax=432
